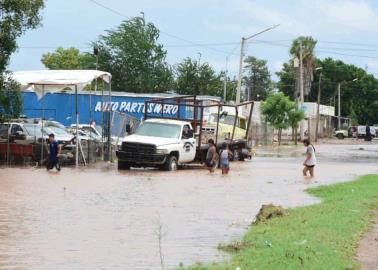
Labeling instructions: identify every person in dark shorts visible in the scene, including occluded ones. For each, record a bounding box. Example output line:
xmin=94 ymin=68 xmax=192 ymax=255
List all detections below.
xmin=205 ymin=139 xmax=218 ymax=173
xmin=302 ymin=139 xmax=316 ymax=177
xmin=365 ymin=124 xmax=372 ymax=141
xmin=47 ymin=133 xmax=61 ymax=171
xmin=220 ymin=142 xmax=230 ymax=174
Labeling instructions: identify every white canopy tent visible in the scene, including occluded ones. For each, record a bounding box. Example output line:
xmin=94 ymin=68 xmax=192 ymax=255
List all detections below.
xmin=12 ymin=70 xmax=112 ymax=168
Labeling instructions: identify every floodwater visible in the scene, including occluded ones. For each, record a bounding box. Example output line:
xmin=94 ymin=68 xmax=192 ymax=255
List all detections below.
xmin=0 ymin=143 xmax=377 ymax=269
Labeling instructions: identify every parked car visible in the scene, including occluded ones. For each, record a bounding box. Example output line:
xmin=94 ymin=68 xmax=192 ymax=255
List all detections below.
xmin=335 ymin=126 xmax=376 ymax=139
xmin=0 ymin=122 xmax=46 ymax=144
xmin=70 ymin=124 xmax=103 ymax=141
xmin=43 ymin=126 xmax=74 ymax=145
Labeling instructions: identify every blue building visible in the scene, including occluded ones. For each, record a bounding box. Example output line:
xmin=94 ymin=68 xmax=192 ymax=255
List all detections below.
xmin=21 ymin=91 xmax=219 ymax=127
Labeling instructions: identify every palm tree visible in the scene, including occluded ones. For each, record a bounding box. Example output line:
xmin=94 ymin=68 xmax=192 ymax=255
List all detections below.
xmin=290 ymin=36 xmax=317 ymax=99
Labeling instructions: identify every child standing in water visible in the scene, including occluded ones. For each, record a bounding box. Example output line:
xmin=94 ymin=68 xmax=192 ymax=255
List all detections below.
xmin=220 ymin=142 xmax=230 ymax=175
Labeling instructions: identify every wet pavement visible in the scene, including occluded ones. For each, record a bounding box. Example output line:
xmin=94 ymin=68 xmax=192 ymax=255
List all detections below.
xmin=0 ymin=142 xmax=377 ymax=269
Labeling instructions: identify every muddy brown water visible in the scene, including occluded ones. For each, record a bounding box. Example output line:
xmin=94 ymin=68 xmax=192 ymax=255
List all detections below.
xmin=0 ymin=143 xmax=377 ymax=269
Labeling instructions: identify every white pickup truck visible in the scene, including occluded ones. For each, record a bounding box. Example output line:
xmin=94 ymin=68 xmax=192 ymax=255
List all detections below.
xmin=116 ymin=119 xmax=196 ymax=170
xmin=116 ymin=96 xmax=254 ymax=171
xmin=335 ymin=126 xmax=376 ymax=139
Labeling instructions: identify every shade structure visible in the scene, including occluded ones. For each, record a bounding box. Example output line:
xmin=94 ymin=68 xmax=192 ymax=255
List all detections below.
xmin=12 ymin=70 xmax=112 ymax=168
xmin=12 ymin=70 xmax=111 ymax=99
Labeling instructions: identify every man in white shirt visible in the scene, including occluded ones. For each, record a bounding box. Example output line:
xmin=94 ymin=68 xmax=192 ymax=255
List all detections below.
xmin=303 ymin=139 xmax=316 ymax=177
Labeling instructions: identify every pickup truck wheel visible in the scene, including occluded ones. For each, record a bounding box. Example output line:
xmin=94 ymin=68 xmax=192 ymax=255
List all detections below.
xmin=164 ymin=155 xmax=178 ymax=171
xmin=118 ymin=160 xmax=131 ymax=170
xmin=336 ymin=133 xmax=344 ymax=140
xmin=231 ymin=149 xmax=240 ymax=161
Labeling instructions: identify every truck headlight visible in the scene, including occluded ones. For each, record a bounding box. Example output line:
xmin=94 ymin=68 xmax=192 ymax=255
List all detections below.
xmin=156 ymin=149 xmax=168 ymax=154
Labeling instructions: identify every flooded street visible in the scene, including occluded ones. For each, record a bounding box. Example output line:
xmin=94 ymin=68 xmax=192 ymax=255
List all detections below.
xmin=0 ymin=142 xmax=377 ymax=269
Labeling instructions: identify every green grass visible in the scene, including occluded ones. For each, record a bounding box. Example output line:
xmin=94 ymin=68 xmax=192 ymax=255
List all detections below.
xmin=180 ymin=174 xmax=378 ymax=270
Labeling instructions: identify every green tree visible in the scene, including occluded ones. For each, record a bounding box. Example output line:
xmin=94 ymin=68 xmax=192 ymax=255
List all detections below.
xmin=0 ymin=75 xmax=22 ymax=120
xmin=0 ymin=0 xmax=44 ymax=119
xmin=41 ymin=47 xmax=95 ymax=69
xmin=287 ymin=106 xmax=305 ymax=145
xmin=243 ymin=56 xmax=272 ymax=101
xmin=276 ymin=60 xmax=296 ymax=99
xmin=94 ymin=17 xmax=173 ymax=92
xmin=290 ymin=36 xmax=317 ymax=98
xmin=223 ymin=75 xmax=237 ymax=102
xmin=277 ymin=57 xmax=378 ymax=125
xmin=260 ymin=92 xmax=295 ymax=145
xmin=175 ymin=58 xmax=223 ymax=97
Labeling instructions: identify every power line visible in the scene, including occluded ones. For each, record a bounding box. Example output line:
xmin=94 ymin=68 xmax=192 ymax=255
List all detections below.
xmin=315 ymin=50 xmax=378 ymax=60
xmin=87 ymin=0 xmax=235 ymax=56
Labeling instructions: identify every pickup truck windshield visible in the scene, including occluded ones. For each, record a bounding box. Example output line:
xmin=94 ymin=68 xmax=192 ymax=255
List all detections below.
xmin=24 ymin=124 xmax=43 ymax=137
xmin=135 ymin=122 xmax=181 ymax=139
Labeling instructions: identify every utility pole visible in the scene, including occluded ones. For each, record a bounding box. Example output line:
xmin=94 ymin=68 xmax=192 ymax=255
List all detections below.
xmin=235 ymin=24 xmax=280 ymax=104
xmin=140 ymin=11 xmax=145 ymax=25
xmin=197 ymin=52 xmax=202 ymax=67
xmin=299 ymin=41 xmax=305 ymax=139
xmin=236 ymin=38 xmax=245 ymax=104
xmin=315 ymin=70 xmax=322 ymax=142
xmin=223 ymin=56 xmax=228 ymax=102
xmin=337 ymin=82 xmax=341 ymax=129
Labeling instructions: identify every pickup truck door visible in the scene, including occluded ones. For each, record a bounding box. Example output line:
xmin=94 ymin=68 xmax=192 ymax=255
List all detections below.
xmin=180 ymin=124 xmax=196 ymax=162
xmin=11 ymin=124 xmax=27 ymax=143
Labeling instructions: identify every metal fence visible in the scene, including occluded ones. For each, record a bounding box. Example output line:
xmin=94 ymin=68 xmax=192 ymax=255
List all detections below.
xmin=110 ymin=111 xmax=141 ymax=158
xmin=0 ymin=124 xmax=103 ymax=167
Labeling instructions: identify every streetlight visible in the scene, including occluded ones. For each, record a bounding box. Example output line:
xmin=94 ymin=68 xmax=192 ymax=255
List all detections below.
xmin=197 ymin=52 xmax=202 ymax=67
xmin=235 ymin=24 xmax=280 ymax=104
xmin=337 ymin=78 xmax=358 ymax=129
xmin=315 ymin=67 xmax=323 ymax=142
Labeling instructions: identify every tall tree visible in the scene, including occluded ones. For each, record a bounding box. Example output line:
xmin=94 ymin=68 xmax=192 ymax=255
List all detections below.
xmin=94 ymin=17 xmax=173 ymax=92
xmin=277 ymin=57 xmax=378 ymax=125
xmin=243 ymin=56 xmax=272 ymax=101
xmin=0 ymin=76 xmax=22 ymax=120
xmin=0 ymin=0 xmax=44 ymax=119
xmin=276 ymin=60 xmax=296 ymax=99
xmin=0 ymin=0 xmax=44 ymax=72
xmin=41 ymin=47 xmax=95 ymax=70
xmin=290 ymin=36 xmax=317 ymax=99
xmin=175 ymin=58 xmax=224 ymax=97
xmin=287 ymin=106 xmax=305 ymax=145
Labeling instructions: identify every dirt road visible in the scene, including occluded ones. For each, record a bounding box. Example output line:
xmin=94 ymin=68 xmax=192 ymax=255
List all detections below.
xmin=0 ymin=143 xmax=377 ymax=269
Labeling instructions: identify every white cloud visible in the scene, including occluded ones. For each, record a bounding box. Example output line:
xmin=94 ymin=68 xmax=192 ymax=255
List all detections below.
xmin=310 ymin=0 xmax=378 ymax=32
xmin=233 ymin=0 xmax=311 ymax=35
xmin=203 ymin=0 xmax=378 ymax=39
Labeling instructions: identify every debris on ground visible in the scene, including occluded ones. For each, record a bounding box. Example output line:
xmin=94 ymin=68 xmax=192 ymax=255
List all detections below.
xmin=253 ymin=204 xmax=285 ymax=224
xmin=217 ymin=241 xmax=254 ymax=252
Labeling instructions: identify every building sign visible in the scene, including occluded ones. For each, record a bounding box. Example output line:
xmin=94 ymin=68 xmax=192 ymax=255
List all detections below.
xmin=94 ymin=101 xmax=179 ymax=115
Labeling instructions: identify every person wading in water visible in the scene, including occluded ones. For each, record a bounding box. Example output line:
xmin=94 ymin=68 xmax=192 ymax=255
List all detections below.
xmin=47 ymin=133 xmax=61 ymax=171
xmin=205 ymin=139 xmax=218 ymax=173
xmin=302 ymin=139 xmax=316 ymax=177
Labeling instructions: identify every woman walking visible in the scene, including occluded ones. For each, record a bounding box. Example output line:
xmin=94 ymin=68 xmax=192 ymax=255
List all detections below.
xmin=302 ymin=139 xmax=316 ymax=177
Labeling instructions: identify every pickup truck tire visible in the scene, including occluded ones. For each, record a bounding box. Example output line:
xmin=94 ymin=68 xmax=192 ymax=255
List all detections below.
xmin=231 ymin=149 xmax=240 ymax=161
xmin=118 ymin=160 xmax=131 ymax=170
xmin=164 ymin=155 xmax=178 ymax=171
xmin=336 ymin=133 xmax=344 ymax=140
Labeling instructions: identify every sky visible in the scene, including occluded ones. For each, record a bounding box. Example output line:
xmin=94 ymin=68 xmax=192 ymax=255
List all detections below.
xmin=9 ymin=0 xmax=378 ymax=81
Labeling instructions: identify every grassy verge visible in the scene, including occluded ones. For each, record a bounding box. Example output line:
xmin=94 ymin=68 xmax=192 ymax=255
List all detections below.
xmin=181 ymin=174 xmax=378 ymax=270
